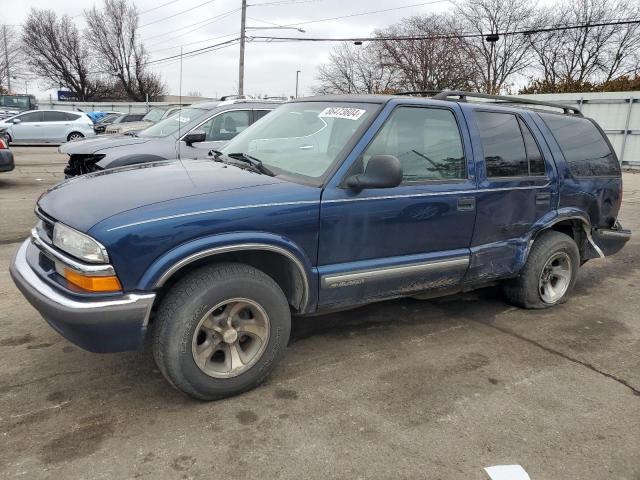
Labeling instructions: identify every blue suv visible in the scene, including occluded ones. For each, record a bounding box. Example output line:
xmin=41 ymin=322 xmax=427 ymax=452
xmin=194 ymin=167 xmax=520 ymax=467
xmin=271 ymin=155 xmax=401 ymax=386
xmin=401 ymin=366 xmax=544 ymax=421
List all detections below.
xmin=10 ymin=92 xmax=631 ymax=400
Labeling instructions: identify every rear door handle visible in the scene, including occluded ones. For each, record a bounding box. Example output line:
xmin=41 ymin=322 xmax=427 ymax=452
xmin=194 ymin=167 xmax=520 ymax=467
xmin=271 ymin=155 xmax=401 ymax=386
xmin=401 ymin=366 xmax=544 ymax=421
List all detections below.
xmin=535 ymin=192 xmax=551 ymax=205
xmin=457 ymin=196 xmax=475 ymax=211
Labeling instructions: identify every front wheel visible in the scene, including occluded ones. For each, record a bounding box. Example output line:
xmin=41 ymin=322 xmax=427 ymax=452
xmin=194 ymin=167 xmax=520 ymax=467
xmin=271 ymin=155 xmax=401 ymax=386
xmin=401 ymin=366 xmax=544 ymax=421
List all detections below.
xmin=67 ymin=132 xmax=84 ymax=142
xmin=153 ymin=263 xmax=291 ymax=400
xmin=503 ymin=231 xmax=580 ymax=309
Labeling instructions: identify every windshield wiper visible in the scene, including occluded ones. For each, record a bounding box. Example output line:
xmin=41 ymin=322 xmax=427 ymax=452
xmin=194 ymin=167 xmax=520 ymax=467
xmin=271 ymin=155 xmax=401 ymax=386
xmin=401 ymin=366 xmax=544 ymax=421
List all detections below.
xmin=226 ymin=152 xmax=275 ymax=176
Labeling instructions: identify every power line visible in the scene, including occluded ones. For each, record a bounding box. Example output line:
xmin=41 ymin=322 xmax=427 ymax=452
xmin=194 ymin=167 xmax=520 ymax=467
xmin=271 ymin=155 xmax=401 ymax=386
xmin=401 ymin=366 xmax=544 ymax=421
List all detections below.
xmin=140 ymin=0 xmax=182 ymax=15
xmin=249 ymin=0 xmax=321 ymax=6
xmin=148 ymin=32 xmax=238 ymax=53
xmin=264 ymin=0 xmax=450 ymax=28
xmin=146 ymin=37 xmax=241 ymax=65
xmin=139 ymin=0 xmax=219 ymax=28
xmin=142 ymin=7 xmax=240 ymax=43
xmin=247 ymin=18 xmax=640 ymax=43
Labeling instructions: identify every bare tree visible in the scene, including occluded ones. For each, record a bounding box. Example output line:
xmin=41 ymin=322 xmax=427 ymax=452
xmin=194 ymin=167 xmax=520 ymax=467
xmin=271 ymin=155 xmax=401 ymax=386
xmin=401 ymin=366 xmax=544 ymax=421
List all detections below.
xmin=375 ymin=15 xmax=481 ymax=92
xmin=21 ymin=10 xmax=99 ymax=100
xmin=85 ymin=0 xmax=165 ymax=101
xmin=0 ymin=25 xmax=27 ymax=94
xmin=314 ymin=43 xmax=396 ymax=94
xmin=528 ymin=0 xmax=640 ymax=87
xmin=455 ymin=0 xmax=538 ymax=94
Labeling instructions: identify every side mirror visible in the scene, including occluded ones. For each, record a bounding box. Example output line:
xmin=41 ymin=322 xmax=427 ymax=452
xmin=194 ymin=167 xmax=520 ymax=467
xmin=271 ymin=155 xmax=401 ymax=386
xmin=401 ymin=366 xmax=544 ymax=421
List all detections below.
xmin=183 ymin=130 xmax=206 ymax=146
xmin=346 ymin=155 xmax=402 ymax=190
xmin=11 ymin=118 xmax=21 ymax=124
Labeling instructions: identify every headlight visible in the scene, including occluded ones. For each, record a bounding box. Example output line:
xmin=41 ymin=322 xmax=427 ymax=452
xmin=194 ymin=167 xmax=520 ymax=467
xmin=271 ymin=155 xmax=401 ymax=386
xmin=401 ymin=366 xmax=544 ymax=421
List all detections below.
xmin=52 ymin=223 xmax=109 ymax=263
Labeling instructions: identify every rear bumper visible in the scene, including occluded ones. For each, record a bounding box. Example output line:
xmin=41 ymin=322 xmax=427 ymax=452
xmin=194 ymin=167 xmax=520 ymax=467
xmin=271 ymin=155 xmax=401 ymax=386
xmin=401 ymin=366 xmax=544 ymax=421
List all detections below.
xmin=10 ymin=240 xmax=156 ymax=353
xmin=0 ymin=149 xmax=14 ymax=172
xmin=592 ymin=222 xmax=632 ymax=257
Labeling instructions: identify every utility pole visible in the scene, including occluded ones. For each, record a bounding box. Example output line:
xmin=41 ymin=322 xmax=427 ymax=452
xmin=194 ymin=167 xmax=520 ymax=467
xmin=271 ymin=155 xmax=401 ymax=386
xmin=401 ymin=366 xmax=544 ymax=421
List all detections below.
xmin=238 ymin=0 xmax=247 ymax=96
xmin=295 ymin=70 xmax=301 ymax=98
xmin=3 ymin=25 xmax=11 ymax=93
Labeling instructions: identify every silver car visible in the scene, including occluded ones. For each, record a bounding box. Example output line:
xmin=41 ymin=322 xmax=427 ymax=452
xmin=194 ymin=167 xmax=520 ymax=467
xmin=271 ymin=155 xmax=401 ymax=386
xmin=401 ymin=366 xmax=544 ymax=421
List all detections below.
xmin=0 ymin=110 xmax=96 ymax=144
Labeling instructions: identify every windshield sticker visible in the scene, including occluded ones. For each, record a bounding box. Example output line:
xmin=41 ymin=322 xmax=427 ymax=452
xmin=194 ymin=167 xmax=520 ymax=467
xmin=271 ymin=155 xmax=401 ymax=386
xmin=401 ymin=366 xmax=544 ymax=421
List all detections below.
xmin=176 ymin=116 xmax=191 ymax=123
xmin=318 ymin=107 xmax=366 ymax=121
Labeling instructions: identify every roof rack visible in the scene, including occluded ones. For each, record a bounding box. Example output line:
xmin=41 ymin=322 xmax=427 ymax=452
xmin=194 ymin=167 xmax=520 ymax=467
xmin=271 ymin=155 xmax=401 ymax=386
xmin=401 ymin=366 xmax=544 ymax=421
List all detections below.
xmin=396 ymin=90 xmax=583 ymax=116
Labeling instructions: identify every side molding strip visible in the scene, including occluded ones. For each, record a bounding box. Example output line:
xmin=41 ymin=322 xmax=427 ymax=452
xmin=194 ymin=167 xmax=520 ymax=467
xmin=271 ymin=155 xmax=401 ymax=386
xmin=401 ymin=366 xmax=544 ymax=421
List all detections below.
xmin=322 ymin=256 xmax=469 ymax=288
xmin=154 ymin=243 xmax=310 ymax=310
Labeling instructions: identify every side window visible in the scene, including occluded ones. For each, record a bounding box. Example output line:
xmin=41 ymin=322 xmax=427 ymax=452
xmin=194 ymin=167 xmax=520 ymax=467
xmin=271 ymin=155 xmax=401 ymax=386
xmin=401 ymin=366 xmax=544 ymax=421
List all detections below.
xmin=254 ymin=110 xmax=271 ymax=122
xmin=64 ymin=112 xmax=81 ymax=121
xmin=42 ymin=111 xmax=69 ymax=122
xmin=475 ymin=111 xmax=528 ymax=177
xmin=363 ymin=106 xmax=466 ymax=182
xmin=202 ymin=110 xmax=251 ymax=141
xmin=18 ymin=111 xmax=43 ymax=123
xmin=518 ymin=118 xmax=546 ymax=176
xmin=540 ymin=113 xmax=619 ymax=177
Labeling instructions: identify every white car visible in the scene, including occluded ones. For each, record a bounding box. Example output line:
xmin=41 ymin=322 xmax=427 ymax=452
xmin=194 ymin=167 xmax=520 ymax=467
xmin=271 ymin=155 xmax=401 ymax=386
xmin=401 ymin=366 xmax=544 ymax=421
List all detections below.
xmin=0 ymin=110 xmax=96 ymax=144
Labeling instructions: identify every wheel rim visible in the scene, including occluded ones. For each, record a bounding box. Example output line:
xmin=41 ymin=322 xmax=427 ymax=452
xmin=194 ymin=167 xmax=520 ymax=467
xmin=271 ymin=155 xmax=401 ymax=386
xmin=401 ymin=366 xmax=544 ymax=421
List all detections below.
xmin=69 ymin=134 xmax=82 ymax=141
xmin=538 ymin=252 xmax=572 ymax=304
xmin=191 ymin=298 xmax=270 ymax=379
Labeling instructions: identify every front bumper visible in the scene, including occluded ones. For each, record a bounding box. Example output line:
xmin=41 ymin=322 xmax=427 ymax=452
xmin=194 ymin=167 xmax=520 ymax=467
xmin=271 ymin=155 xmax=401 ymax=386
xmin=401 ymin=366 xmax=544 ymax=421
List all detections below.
xmin=10 ymin=240 xmax=156 ymax=353
xmin=0 ymin=149 xmax=14 ymax=172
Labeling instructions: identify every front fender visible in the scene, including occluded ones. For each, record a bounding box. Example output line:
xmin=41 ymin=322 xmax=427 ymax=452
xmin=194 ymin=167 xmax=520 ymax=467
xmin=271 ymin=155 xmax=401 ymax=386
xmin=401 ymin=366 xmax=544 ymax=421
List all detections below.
xmin=136 ymin=231 xmax=318 ymax=312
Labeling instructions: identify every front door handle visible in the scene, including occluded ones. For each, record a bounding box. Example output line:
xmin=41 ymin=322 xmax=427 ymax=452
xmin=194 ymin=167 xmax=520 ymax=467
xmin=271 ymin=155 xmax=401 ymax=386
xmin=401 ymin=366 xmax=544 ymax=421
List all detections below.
xmin=457 ymin=197 xmax=476 ymax=211
xmin=535 ymin=192 xmax=551 ymax=205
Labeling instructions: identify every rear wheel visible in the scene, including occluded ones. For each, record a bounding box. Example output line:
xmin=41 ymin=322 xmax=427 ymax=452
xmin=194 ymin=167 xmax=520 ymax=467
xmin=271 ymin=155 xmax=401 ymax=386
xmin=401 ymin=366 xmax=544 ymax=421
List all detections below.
xmin=503 ymin=231 xmax=580 ymax=309
xmin=67 ymin=132 xmax=84 ymax=142
xmin=153 ymin=262 xmax=291 ymax=400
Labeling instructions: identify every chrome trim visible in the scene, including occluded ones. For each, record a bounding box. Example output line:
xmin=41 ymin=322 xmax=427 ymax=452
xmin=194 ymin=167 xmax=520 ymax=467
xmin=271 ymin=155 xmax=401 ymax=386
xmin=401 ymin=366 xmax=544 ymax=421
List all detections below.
xmin=153 ymin=243 xmax=310 ymax=311
xmin=31 ymin=228 xmax=116 ymax=276
xmin=324 ymin=183 xmax=551 ymax=204
xmin=13 ymin=240 xmax=155 ymax=311
xmin=584 ymin=224 xmax=605 ymax=258
xmin=322 ymin=256 xmax=469 ymax=288
xmin=106 ymin=185 xmax=552 ymax=232
xmin=107 ymin=200 xmax=320 ymax=231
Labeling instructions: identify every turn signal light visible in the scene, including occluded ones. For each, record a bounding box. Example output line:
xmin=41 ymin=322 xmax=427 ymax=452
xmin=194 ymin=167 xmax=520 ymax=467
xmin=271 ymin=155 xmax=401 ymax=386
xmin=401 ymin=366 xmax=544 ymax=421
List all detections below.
xmin=64 ymin=269 xmax=122 ymax=292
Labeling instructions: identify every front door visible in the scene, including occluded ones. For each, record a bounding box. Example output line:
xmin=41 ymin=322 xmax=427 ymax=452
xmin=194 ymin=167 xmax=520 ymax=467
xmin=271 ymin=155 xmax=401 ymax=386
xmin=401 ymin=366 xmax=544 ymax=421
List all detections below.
xmin=181 ymin=109 xmax=252 ymax=158
xmin=462 ymin=107 xmax=558 ymax=281
xmin=318 ymin=104 xmax=477 ymax=308
xmin=11 ymin=111 xmax=44 ymax=142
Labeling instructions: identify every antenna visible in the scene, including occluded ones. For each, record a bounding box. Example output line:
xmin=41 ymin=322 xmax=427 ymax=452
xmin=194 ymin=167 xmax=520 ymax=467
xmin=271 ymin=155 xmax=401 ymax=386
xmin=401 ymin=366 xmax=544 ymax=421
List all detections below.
xmin=177 ymin=47 xmax=183 ymax=161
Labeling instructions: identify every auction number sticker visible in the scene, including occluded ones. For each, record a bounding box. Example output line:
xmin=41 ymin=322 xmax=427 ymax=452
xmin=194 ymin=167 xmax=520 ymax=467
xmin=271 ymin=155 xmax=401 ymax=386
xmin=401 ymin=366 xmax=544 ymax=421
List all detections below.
xmin=318 ymin=107 xmax=366 ymax=120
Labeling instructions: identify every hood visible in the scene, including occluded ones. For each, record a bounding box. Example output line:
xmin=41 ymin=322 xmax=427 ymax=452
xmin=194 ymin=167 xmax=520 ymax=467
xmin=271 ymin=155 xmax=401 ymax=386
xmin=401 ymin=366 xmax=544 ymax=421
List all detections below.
xmin=59 ymin=134 xmax=152 ymax=154
xmin=108 ymin=121 xmax=152 ymax=133
xmin=38 ymin=159 xmax=286 ymax=231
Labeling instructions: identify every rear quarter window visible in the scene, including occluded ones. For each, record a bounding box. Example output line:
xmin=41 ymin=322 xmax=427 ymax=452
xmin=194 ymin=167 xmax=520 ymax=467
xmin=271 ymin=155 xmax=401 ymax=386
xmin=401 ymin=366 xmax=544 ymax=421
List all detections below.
xmin=540 ymin=113 xmax=619 ymax=177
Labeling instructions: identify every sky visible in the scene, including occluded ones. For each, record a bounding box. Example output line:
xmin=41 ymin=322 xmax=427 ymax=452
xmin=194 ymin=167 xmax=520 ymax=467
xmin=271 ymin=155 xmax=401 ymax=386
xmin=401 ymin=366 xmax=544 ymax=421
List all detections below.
xmin=7 ymin=0 xmax=462 ymax=100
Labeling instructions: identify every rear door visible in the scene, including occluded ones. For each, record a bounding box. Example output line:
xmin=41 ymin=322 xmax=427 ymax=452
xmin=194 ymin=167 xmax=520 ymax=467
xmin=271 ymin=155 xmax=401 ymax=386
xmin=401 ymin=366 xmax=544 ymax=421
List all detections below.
xmin=318 ymin=103 xmax=477 ymax=308
xmin=41 ymin=111 xmax=72 ymax=141
xmin=463 ymin=106 xmax=558 ymax=281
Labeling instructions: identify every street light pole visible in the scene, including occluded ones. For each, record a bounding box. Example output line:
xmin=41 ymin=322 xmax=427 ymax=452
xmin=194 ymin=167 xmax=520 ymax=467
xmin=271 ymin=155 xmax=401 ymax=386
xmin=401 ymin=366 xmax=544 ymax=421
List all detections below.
xmin=3 ymin=26 xmax=11 ymax=93
xmin=295 ymin=70 xmax=301 ymax=98
xmin=238 ymin=0 xmax=247 ymax=96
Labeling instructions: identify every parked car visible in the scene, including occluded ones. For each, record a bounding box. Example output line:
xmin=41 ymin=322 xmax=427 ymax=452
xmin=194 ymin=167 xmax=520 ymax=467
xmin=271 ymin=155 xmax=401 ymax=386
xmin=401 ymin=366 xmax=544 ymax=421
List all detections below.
xmin=0 ymin=94 xmax=38 ymax=120
xmin=105 ymin=106 xmax=181 ymax=135
xmin=0 ymin=110 xmax=95 ymax=144
xmin=62 ymin=99 xmax=281 ymax=176
xmin=94 ymin=113 xmax=144 ymax=134
xmin=0 ymin=133 xmax=13 ymax=172
xmin=10 ymin=92 xmax=631 ymax=400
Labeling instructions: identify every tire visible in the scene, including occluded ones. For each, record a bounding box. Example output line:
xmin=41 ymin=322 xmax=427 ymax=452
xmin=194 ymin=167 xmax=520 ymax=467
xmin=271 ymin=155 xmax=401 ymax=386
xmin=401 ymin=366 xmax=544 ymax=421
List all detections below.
xmin=153 ymin=262 xmax=291 ymax=400
xmin=503 ymin=231 xmax=580 ymax=309
xmin=67 ymin=132 xmax=84 ymax=142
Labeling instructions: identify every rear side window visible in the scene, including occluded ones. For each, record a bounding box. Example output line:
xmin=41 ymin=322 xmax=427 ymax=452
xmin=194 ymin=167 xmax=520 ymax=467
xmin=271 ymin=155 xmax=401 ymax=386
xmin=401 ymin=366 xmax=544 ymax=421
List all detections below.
xmin=476 ymin=111 xmax=542 ymax=177
xmin=64 ymin=112 xmax=80 ymax=121
xmin=540 ymin=113 xmax=619 ymax=176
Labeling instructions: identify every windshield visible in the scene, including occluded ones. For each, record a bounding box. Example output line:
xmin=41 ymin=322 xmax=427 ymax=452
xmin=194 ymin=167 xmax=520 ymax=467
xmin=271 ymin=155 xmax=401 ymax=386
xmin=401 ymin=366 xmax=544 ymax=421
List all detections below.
xmin=142 ymin=108 xmax=167 ymax=123
xmin=221 ymin=102 xmax=378 ymax=183
xmin=0 ymin=95 xmax=30 ymax=109
xmin=138 ymin=107 xmax=207 ymax=138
